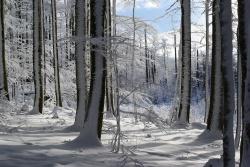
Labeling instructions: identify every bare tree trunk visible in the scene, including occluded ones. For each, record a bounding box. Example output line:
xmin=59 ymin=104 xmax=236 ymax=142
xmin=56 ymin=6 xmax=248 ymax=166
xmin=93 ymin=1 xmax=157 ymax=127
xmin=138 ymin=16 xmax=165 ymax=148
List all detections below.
xmin=239 ymin=0 xmax=250 ymax=166
xmin=0 ymin=0 xmax=9 ymax=100
xmin=235 ymin=28 xmax=242 ymax=150
xmin=178 ymin=0 xmax=191 ymax=123
xmin=207 ymin=0 xmax=223 ymax=133
xmin=174 ymin=34 xmax=177 ymax=78
xmin=204 ymin=0 xmax=210 ymax=123
xmin=131 ymin=0 xmax=137 ymax=122
xmin=220 ymin=0 xmax=235 ymax=165
xmin=51 ymin=0 xmax=62 ymax=107
xmin=70 ymin=0 xmax=88 ymax=130
xmin=32 ymin=0 xmax=44 ymax=114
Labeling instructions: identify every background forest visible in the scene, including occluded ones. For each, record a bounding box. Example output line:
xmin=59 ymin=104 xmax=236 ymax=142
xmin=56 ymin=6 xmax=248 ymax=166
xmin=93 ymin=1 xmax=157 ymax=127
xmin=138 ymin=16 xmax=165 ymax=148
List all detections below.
xmin=0 ymin=0 xmax=249 ymax=167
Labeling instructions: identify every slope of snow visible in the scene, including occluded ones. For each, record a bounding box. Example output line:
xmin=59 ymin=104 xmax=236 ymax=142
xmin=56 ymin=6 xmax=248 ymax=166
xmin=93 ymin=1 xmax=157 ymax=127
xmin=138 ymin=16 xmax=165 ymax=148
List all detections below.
xmin=0 ymin=105 xmax=240 ymax=167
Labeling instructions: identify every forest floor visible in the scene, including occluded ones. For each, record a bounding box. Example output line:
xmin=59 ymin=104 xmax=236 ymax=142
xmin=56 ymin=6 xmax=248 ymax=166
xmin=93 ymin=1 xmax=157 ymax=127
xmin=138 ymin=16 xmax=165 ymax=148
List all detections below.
xmin=0 ymin=104 xmax=240 ymax=167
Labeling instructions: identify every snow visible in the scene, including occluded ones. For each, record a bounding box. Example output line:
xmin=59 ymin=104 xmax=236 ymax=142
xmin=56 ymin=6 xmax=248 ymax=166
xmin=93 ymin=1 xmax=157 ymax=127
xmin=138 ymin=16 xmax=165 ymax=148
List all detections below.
xmin=0 ymin=104 xmax=241 ymax=167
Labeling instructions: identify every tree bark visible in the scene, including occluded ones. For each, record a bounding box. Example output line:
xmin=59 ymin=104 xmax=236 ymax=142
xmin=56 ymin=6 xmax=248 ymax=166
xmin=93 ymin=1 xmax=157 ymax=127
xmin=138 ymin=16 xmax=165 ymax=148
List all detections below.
xmin=207 ymin=0 xmax=223 ymax=133
xmin=51 ymin=0 xmax=62 ymax=107
xmin=178 ymin=0 xmax=191 ymax=123
xmin=219 ymin=0 xmax=235 ymax=165
xmin=0 ymin=0 xmax=9 ymax=100
xmin=239 ymin=0 xmax=250 ymax=166
xmin=32 ymin=0 xmax=44 ymax=114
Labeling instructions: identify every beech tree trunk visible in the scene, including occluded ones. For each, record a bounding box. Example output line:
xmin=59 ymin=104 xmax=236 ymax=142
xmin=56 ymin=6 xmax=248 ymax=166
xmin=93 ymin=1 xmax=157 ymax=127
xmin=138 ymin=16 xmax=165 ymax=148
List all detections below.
xmin=219 ymin=0 xmax=235 ymax=165
xmin=32 ymin=0 xmax=44 ymax=114
xmin=207 ymin=0 xmax=223 ymax=133
xmin=72 ymin=0 xmax=88 ymax=130
xmin=239 ymin=0 xmax=250 ymax=166
xmin=0 ymin=0 xmax=9 ymax=100
xmin=178 ymin=0 xmax=191 ymax=123
xmin=51 ymin=0 xmax=62 ymax=107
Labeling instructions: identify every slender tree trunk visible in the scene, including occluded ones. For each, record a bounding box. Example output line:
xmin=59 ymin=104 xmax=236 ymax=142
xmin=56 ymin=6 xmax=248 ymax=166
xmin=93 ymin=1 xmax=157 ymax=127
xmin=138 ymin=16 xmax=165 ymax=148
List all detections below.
xmin=131 ymin=0 xmax=137 ymax=121
xmin=51 ymin=0 xmax=62 ymax=107
xmin=174 ymin=34 xmax=177 ymax=78
xmin=0 ymin=0 xmax=9 ymax=100
xmin=204 ymin=0 xmax=210 ymax=123
xmin=178 ymin=0 xmax=191 ymax=123
xmin=219 ymin=0 xmax=235 ymax=165
xmin=145 ymin=28 xmax=149 ymax=83
xmin=64 ymin=0 xmax=70 ymax=61
xmin=105 ymin=0 xmax=114 ymax=117
xmin=235 ymin=28 xmax=242 ymax=150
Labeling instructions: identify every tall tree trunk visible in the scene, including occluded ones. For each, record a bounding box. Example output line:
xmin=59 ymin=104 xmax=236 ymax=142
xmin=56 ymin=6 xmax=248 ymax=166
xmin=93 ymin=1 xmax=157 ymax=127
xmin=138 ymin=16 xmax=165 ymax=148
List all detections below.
xmin=32 ymin=0 xmax=44 ymax=114
xmin=178 ymin=0 xmax=191 ymax=123
xmin=69 ymin=0 xmax=106 ymax=147
xmin=71 ymin=0 xmax=87 ymax=130
xmin=51 ymin=0 xmax=62 ymax=107
xmin=235 ymin=28 xmax=242 ymax=150
xmin=174 ymin=34 xmax=178 ymax=78
xmin=207 ymin=0 xmax=223 ymax=133
xmin=88 ymin=0 xmax=106 ymax=139
xmin=145 ymin=27 xmax=149 ymax=83
xmin=239 ymin=0 xmax=250 ymax=166
xmin=220 ymin=0 xmax=235 ymax=165
xmin=204 ymin=0 xmax=210 ymax=123
xmin=105 ymin=0 xmax=114 ymax=117
xmin=0 ymin=0 xmax=9 ymax=100
xmin=131 ymin=0 xmax=137 ymax=121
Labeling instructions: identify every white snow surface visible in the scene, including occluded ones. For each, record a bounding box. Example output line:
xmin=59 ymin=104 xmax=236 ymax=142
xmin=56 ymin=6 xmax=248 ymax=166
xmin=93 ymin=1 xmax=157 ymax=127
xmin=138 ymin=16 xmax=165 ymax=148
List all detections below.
xmin=0 ymin=103 xmax=240 ymax=167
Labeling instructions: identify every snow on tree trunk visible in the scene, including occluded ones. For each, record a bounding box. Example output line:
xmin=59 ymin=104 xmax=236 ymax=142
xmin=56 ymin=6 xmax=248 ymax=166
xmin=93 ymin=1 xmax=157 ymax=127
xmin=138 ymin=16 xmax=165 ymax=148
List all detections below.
xmin=204 ymin=0 xmax=210 ymax=123
xmin=207 ymin=0 xmax=223 ymax=135
xmin=70 ymin=0 xmax=88 ymax=130
xmin=131 ymin=0 xmax=137 ymax=122
xmin=178 ymin=0 xmax=191 ymax=123
xmin=0 ymin=0 xmax=9 ymax=100
xmin=32 ymin=0 xmax=44 ymax=114
xmin=68 ymin=0 xmax=106 ymax=147
xmin=51 ymin=0 xmax=62 ymax=107
xmin=219 ymin=0 xmax=235 ymax=165
xmin=239 ymin=0 xmax=250 ymax=165
xmin=235 ymin=28 xmax=242 ymax=150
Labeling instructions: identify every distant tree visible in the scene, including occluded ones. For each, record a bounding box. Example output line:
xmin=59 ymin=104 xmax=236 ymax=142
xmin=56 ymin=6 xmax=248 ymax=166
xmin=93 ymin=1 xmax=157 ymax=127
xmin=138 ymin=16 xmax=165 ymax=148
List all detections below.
xmin=51 ymin=0 xmax=62 ymax=107
xmin=0 ymin=0 xmax=9 ymax=100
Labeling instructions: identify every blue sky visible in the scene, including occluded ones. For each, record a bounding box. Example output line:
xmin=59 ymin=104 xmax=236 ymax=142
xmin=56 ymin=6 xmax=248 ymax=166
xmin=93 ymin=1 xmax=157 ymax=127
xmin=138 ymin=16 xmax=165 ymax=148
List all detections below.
xmin=117 ymin=0 xmax=181 ymax=33
xmin=117 ymin=0 xmax=204 ymax=33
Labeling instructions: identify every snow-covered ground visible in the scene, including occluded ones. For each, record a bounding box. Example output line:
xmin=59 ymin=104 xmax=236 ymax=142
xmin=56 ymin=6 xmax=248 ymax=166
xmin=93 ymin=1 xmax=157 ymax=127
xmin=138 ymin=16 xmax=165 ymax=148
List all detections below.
xmin=0 ymin=103 xmax=240 ymax=167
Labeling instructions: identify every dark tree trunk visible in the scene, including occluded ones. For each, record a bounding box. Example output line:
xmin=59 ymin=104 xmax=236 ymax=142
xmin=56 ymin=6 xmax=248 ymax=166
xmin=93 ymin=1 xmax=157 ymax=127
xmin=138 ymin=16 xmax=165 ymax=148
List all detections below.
xmin=178 ymin=0 xmax=191 ymax=123
xmin=0 ymin=0 xmax=9 ymax=100
xmin=33 ymin=0 xmax=44 ymax=114
xmin=239 ymin=0 xmax=250 ymax=166
xmin=51 ymin=0 xmax=62 ymax=107
xmin=219 ymin=0 xmax=235 ymax=165
xmin=207 ymin=0 xmax=223 ymax=133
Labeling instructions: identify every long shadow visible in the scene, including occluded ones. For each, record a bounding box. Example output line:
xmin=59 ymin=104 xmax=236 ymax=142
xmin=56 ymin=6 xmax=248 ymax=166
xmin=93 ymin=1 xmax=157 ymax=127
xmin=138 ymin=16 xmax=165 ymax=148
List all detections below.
xmin=0 ymin=143 xmax=159 ymax=167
